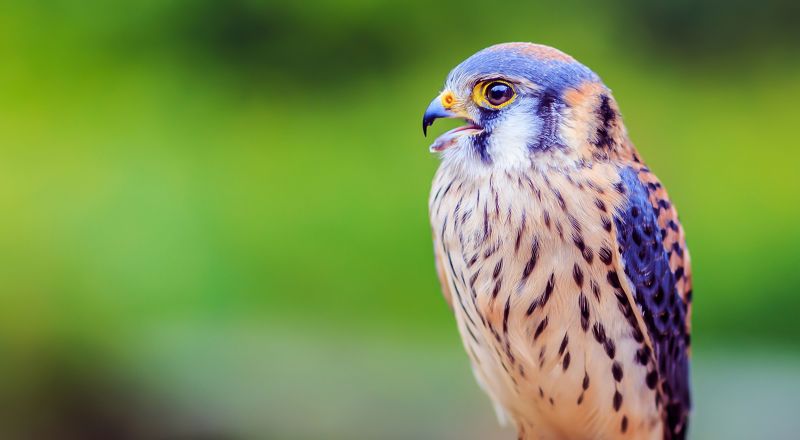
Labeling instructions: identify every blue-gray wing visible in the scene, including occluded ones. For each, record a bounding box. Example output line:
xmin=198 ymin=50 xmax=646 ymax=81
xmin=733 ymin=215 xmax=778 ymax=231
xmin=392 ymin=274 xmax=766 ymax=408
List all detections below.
xmin=614 ymin=166 xmax=691 ymax=440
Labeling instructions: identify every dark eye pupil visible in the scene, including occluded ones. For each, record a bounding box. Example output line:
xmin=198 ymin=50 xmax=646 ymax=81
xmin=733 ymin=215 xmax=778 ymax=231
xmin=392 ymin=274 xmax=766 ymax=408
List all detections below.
xmin=486 ymin=83 xmax=513 ymax=106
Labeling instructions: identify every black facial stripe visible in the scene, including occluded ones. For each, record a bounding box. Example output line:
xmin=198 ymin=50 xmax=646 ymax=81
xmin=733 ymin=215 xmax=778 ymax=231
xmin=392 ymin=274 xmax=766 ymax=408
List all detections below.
xmin=471 ymin=104 xmax=503 ymax=165
xmin=477 ymin=105 xmax=503 ymax=123
xmin=529 ymin=90 xmax=564 ymax=151
xmin=471 ymin=130 xmax=492 ymax=164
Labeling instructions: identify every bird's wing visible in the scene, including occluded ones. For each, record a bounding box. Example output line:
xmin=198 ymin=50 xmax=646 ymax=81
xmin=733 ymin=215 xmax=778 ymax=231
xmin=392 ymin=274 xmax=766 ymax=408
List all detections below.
xmin=636 ymin=166 xmax=693 ymax=327
xmin=611 ymin=165 xmax=691 ymax=440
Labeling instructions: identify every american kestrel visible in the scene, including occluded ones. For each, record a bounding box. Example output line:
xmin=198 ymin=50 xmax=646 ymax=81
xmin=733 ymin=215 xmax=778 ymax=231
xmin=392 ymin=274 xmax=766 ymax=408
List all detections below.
xmin=422 ymin=43 xmax=692 ymax=440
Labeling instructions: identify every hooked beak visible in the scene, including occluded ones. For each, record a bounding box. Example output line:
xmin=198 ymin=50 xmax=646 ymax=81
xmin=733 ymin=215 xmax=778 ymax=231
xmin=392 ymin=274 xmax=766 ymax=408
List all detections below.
xmin=422 ymin=91 xmax=483 ymax=152
xmin=422 ymin=94 xmax=458 ymax=136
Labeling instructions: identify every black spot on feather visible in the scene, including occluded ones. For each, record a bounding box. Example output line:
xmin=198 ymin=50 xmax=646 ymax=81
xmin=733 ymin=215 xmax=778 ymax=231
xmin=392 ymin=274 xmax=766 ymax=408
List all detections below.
xmin=573 ymin=264 xmax=584 ymax=287
xmin=530 ymin=91 xmax=564 ymax=151
xmin=599 ymin=246 xmax=612 ymax=265
xmin=593 ymin=94 xmax=617 ymax=149
xmin=534 ymin=316 xmax=549 ymax=340
xmin=521 ymin=239 xmax=540 ymax=282
xmin=612 ymin=361 xmax=623 ymax=381
xmin=613 ymin=391 xmax=623 ymax=411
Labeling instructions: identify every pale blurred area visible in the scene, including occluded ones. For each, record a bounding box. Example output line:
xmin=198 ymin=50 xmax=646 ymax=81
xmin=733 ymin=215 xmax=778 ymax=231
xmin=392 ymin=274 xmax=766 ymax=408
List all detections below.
xmin=1 ymin=0 xmax=799 ymax=439
xmin=4 ymin=323 xmax=799 ymax=439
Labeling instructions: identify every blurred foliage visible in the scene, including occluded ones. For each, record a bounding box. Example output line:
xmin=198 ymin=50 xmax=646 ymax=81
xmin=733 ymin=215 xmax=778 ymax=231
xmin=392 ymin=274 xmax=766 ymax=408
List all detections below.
xmin=617 ymin=0 xmax=800 ymax=62
xmin=0 ymin=0 xmax=799 ymax=438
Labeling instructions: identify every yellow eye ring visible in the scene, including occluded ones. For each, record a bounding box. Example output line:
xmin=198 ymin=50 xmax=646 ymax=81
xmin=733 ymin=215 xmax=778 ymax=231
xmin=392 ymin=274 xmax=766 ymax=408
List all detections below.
xmin=473 ymin=80 xmax=516 ymax=109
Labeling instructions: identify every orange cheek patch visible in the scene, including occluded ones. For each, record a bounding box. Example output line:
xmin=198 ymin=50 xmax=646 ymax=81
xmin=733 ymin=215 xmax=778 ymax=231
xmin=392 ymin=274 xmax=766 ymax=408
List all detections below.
xmin=563 ymin=81 xmax=605 ymax=107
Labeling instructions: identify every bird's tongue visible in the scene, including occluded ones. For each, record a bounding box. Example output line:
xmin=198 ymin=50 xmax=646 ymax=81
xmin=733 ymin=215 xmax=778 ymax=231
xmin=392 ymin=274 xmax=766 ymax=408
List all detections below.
xmin=429 ymin=125 xmax=482 ymax=152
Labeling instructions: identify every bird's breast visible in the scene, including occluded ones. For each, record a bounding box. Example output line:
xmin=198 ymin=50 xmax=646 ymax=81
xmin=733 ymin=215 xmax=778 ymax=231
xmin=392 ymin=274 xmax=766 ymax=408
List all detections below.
xmin=429 ymin=163 xmax=663 ymax=439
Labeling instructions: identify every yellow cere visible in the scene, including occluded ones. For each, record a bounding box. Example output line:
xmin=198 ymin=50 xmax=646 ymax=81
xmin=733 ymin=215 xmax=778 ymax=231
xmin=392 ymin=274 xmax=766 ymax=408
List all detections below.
xmin=473 ymin=79 xmax=516 ymax=109
xmin=440 ymin=91 xmax=456 ymax=109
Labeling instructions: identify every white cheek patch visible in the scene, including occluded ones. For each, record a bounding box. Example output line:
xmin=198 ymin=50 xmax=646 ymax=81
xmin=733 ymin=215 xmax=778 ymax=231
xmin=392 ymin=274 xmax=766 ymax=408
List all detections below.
xmin=438 ymin=103 xmax=544 ymax=177
xmin=485 ymin=105 xmax=540 ymax=171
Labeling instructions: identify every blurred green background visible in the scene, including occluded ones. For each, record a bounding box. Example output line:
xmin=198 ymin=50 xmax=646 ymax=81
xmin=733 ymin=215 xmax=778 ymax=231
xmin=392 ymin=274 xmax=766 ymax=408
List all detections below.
xmin=1 ymin=1 xmax=799 ymax=439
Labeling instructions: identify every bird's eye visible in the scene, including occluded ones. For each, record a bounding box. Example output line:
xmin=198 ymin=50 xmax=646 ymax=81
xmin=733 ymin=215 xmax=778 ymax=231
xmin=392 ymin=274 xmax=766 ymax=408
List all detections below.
xmin=474 ymin=80 xmax=516 ymax=109
xmin=486 ymin=82 xmax=513 ymax=105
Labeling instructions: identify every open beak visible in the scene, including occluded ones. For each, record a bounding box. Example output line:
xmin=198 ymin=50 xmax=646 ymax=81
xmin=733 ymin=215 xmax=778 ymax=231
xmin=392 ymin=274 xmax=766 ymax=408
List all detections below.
xmin=422 ymin=92 xmax=482 ymax=152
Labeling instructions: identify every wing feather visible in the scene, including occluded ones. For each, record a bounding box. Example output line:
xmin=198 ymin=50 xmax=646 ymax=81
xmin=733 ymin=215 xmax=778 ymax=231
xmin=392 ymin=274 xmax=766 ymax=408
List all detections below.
xmin=613 ymin=166 xmax=691 ymax=440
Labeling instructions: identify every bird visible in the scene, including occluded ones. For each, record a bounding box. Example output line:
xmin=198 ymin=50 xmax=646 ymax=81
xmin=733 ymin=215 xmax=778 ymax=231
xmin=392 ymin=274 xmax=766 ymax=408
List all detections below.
xmin=422 ymin=43 xmax=692 ymax=440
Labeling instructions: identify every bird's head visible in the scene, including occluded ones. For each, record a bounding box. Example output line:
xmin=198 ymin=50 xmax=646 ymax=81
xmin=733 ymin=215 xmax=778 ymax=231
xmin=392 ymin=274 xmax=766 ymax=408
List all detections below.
xmin=423 ymin=43 xmax=623 ymax=171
